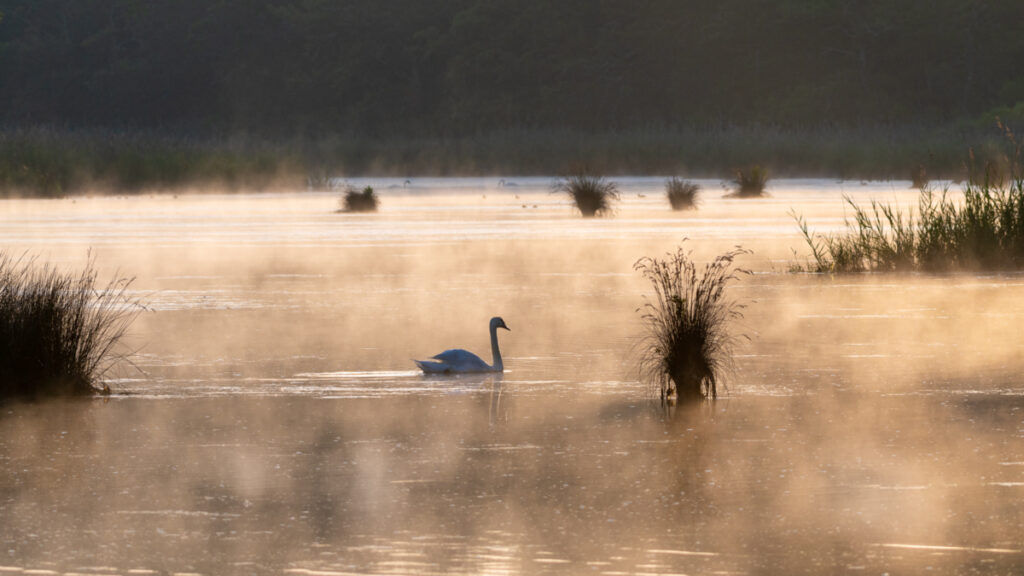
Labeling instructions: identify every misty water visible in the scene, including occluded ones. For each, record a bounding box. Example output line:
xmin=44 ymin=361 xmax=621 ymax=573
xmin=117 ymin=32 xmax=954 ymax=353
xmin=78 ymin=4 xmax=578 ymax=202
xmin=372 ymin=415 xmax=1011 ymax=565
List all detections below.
xmin=2 ymin=178 xmax=1024 ymax=575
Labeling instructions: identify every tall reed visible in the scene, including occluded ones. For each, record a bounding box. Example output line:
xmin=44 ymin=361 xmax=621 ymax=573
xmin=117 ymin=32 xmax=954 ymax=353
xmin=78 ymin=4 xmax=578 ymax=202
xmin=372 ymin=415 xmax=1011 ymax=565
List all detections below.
xmin=635 ymin=243 xmax=750 ymax=403
xmin=0 ymin=254 xmax=139 ymax=398
xmin=795 ymin=126 xmax=1024 ymax=272
xmin=795 ymin=180 xmax=1024 ymax=272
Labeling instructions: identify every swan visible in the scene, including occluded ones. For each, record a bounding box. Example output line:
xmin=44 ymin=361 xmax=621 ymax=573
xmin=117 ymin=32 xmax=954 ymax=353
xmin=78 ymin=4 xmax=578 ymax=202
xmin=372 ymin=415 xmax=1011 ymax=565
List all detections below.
xmin=415 ymin=317 xmax=510 ymax=374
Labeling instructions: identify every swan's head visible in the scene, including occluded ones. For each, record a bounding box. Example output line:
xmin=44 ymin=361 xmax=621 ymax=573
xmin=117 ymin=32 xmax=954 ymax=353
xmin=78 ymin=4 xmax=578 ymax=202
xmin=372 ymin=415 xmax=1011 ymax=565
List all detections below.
xmin=490 ymin=317 xmax=511 ymax=331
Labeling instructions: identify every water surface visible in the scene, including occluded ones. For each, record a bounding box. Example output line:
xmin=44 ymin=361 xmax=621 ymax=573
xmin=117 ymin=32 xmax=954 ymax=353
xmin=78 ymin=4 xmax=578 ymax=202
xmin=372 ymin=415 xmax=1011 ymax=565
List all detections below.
xmin=1 ymin=179 xmax=1022 ymax=574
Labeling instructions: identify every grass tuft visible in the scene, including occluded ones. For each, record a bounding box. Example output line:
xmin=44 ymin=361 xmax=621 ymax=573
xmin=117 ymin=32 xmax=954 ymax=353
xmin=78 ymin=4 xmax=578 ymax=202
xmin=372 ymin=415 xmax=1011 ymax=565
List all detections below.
xmin=795 ymin=126 xmax=1024 ymax=273
xmin=794 ymin=182 xmax=1024 ymax=272
xmin=0 ymin=254 xmax=140 ymax=399
xmin=665 ymin=177 xmax=700 ymax=210
xmin=340 ymin=185 xmax=379 ymax=212
xmin=635 ymin=242 xmax=750 ymax=403
xmin=728 ymin=166 xmax=769 ymax=197
xmin=792 ymin=197 xmax=917 ymax=273
xmin=553 ymin=174 xmax=619 ymax=217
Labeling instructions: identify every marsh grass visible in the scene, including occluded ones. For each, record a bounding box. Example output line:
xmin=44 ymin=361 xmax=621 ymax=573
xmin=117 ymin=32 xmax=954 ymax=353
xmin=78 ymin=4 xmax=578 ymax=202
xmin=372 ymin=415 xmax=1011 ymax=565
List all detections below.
xmin=666 ymin=177 xmax=700 ymax=210
xmin=795 ymin=126 xmax=1024 ymax=272
xmin=553 ymin=174 xmax=619 ymax=217
xmin=0 ymin=125 xmax=1007 ymax=196
xmin=340 ymin=185 xmax=379 ymax=212
xmin=794 ymin=181 xmax=1024 ymax=272
xmin=0 ymin=128 xmax=298 ymax=196
xmin=635 ymin=243 xmax=750 ymax=403
xmin=792 ymin=198 xmax=916 ymax=273
xmin=0 ymin=254 xmax=140 ymax=398
xmin=728 ymin=166 xmax=769 ymax=197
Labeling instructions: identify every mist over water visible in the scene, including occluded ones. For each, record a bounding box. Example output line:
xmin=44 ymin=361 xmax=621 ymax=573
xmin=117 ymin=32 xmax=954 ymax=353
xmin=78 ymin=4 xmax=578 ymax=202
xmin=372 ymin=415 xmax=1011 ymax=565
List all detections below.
xmin=1 ymin=179 xmax=1023 ymax=575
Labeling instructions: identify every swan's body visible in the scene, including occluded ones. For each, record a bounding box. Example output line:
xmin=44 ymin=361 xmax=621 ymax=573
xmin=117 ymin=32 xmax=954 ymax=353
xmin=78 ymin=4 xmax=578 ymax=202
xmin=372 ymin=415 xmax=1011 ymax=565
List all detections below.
xmin=416 ymin=317 xmax=510 ymax=374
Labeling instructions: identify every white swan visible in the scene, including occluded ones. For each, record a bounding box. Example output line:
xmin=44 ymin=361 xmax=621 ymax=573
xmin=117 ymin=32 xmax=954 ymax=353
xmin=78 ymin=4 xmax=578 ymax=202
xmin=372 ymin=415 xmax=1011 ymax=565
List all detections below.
xmin=415 ymin=317 xmax=510 ymax=374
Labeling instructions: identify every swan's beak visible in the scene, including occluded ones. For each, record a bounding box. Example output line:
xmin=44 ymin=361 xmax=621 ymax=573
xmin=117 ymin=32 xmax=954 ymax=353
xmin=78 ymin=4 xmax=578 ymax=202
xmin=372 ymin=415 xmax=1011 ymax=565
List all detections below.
xmin=502 ymin=324 xmax=511 ymax=331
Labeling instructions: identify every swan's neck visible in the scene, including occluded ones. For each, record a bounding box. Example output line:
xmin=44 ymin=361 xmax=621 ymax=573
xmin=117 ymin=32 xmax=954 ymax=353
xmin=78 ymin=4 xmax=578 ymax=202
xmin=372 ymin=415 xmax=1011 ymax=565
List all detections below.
xmin=490 ymin=324 xmax=504 ymax=372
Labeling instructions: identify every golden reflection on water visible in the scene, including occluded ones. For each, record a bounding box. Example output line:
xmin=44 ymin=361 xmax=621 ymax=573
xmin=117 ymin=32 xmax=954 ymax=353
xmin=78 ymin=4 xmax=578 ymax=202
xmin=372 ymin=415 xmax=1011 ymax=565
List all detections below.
xmin=1 ymin=179 xmax=1023 ymax=574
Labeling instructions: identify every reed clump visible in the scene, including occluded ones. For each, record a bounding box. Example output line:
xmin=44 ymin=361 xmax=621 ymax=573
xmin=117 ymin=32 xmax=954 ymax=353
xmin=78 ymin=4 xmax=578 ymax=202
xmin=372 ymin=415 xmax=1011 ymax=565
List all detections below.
xmin=795 ymin=126 xmax=1024 ymax=272
xmin=553 ymin=174 xmax=619 ymax=217
xmin=340 ymin=185 xmax=379 ymax=212
xmin=666 ymin=177 xmax=700 ymax=210
xmin=794 ymin=180 xmax=1024 ymax=272
xmin=728 ymin=166 xmax=769 ymax=197
xmin=635 ymin=242 xmax=750 ymax=403
xmin=0 ymin=255 xmax=140 ymax=399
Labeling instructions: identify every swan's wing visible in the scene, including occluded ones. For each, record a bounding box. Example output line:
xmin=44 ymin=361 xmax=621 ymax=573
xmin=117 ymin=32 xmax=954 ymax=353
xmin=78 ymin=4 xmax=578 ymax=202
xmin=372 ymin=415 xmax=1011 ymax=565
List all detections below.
xmin=415 ymin=360 xmax=451 ymax=374
xmin=430 ymin=349 xmax=491 ymax=371
xmin=432 ymin=349 xmax=478 ymax=364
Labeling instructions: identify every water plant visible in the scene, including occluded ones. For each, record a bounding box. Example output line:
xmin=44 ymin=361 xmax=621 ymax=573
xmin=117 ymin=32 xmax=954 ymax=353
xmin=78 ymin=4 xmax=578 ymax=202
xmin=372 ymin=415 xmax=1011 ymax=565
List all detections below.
xmin=666 ymin=177 xmax=700 ymax=210
xmin=794 ymin=181 xmax=1024 ymax=272
xmin=341 ymin=185 xmax=379 ymax=212
xmin=729 ymin=166 xmax=769 ymax=197
xmin=792 ymin=198 xmax=916 ymax=273
xmin=794 ymin=125 xmax=1024 ymax=272
xmin=0 ymin=254 xmax=140 ymax=399
xmin=553 ymin=174 xmax=619 ymax=217
xmin=635 ymin=242 xmax=750 ymax=403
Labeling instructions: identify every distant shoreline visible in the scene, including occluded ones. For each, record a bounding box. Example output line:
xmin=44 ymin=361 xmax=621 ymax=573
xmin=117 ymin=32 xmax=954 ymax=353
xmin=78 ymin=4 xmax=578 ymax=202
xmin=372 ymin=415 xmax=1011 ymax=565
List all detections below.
xmin=0 ymin=124 xmax=1013 ymax=197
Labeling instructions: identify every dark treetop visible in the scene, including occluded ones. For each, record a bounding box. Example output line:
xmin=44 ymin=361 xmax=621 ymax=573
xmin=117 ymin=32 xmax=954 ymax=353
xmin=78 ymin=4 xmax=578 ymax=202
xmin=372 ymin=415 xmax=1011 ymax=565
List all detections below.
xmin=1 ymin=0 xmax=1023 ymax=137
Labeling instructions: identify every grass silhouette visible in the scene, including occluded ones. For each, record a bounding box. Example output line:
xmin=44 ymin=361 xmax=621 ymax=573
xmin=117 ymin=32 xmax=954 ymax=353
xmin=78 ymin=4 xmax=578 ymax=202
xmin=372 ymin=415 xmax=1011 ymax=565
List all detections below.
xmin=0 ymin=254 xmax=139 ymax=399
xmin=728 ymin=166 xmax=769 ymax=198
xmin=666 ymin=177 xmax=700 ymax=210
xmin=553 ymin=174 xmax=619 ymax=217
xmin=341 ymin=185 xmax=379 ymax=212
xmin=794 ymin=126 xmax=1024 ymax=272
xmin=635 ymin=242 xmax=750 ymax=403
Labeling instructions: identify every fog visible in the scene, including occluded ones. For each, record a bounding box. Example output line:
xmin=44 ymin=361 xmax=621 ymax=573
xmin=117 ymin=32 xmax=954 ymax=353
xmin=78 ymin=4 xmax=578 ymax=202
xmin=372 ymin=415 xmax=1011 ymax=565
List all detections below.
xmin=1 ymin=179 xmax=1023 ymax=574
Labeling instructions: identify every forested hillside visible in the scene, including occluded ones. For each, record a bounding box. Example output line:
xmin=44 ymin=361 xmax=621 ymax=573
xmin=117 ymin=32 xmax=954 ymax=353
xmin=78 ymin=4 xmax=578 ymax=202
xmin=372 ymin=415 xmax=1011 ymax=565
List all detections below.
xmin=2 ymin=0 xmax=1022 ymax=136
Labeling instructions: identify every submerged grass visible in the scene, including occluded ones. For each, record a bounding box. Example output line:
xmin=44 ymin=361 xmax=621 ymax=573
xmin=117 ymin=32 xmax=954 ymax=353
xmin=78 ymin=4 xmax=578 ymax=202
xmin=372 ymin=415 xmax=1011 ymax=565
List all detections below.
xmin=0 ymin=254 xmax=140 ymax=399
xmin=553 ymin=174 xmax=619 ymax=217
xmin=340 ymin=185 xmax=379 ymax=212
xmin=635 ymin=242 xmax=750 ymax=403
xmin=666 ymin=177 xmax=700 ymax=210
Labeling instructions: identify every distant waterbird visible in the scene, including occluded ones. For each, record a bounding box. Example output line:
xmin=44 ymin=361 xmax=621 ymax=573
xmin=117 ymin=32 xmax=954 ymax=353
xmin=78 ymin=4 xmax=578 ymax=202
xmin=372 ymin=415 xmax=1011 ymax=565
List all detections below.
xmin=415 ymin=317 xmax=511 ymax=374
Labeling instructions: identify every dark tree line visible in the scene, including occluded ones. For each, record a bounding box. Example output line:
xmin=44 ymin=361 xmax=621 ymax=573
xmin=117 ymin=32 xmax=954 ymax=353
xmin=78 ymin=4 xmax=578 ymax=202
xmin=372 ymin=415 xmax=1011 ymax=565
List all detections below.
xmin=1 ymin=0 xmax=1022 ymax=137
